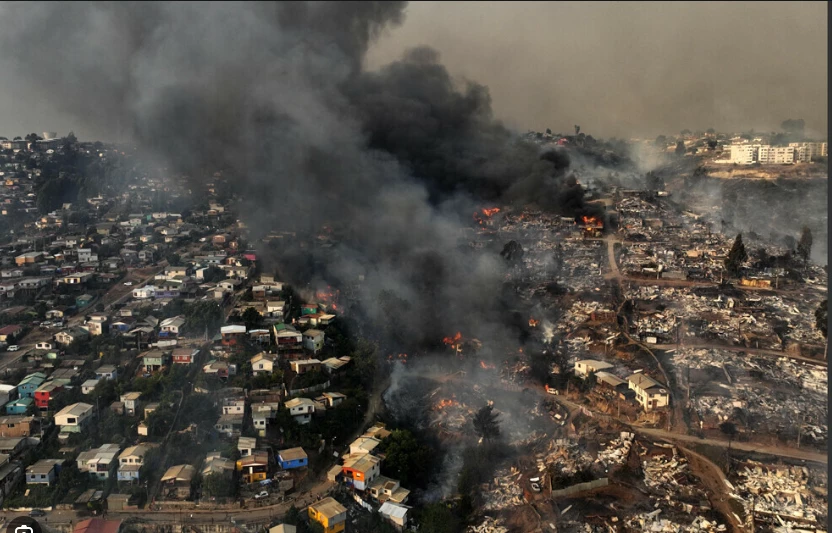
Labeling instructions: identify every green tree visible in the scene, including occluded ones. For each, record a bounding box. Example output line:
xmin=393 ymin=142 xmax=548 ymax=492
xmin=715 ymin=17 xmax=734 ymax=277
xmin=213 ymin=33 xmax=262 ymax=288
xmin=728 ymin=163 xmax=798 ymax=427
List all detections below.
xmin=242 ymin=307 xmax=262 ymax=330
xmin=202 ymin=472 xmax=236 ymax=498
xmin=379 ymin=430 xmax=433 ymax=488
xmin=797 ymin=226 xmax=812 ymax=267
xmin=675 ymin=141 xmax=686 ymax=156
xmin=680 ymin=129 xmax=692 ymax=136
xmin=815 ymin=300 xmax=827 ymax=338
xmin=418 ymin=502 xmax=461 ymax=533
xmin=165 ymin=252 xmax=182 ymax=266
xmin=654 ymin=135 xmax=667 ymax=147
xmin=472 ymin=405 xmax=501 ymax=441
xmin=706 ymin=128 xmax=715 ymax=135
xmin=724 ymin=233 xmax=748 ymax=278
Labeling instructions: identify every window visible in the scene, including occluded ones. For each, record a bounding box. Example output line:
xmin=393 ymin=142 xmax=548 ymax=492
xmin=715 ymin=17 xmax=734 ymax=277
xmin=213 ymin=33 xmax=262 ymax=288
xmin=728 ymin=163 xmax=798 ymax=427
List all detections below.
xmin=40 ymin=474 xmax=45 ymax=479
xmin=67 ymin=417 xmax=76 ymax=424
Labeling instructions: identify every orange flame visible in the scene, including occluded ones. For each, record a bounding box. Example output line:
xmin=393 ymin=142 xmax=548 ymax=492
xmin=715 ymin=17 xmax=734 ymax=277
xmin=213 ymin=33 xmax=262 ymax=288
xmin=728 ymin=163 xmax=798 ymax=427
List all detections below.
xmin=443 ymin=332 xmax=463 ymax=345
xmin=482 ymin=208 xmax=501 ymax=217
xmin=436 ymin=395 xmax=459 ymax=409
xmin=480 ymin=361 xmax=495 ymax=370
xmin=581 ymin=216 xmax=602 ymax=227
xmin=545 ymin=384 xmax=550 ymax=393
xmin=529 ymin=318 xmax=540 ymax=328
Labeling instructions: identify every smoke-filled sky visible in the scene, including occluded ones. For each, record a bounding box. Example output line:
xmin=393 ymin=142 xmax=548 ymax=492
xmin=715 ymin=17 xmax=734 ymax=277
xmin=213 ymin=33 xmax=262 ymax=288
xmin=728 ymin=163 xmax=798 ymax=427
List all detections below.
xmin=365 ymin=1 xmax=828 ymax=140
xmin=0 ymin=2 xmax=826 ymax=141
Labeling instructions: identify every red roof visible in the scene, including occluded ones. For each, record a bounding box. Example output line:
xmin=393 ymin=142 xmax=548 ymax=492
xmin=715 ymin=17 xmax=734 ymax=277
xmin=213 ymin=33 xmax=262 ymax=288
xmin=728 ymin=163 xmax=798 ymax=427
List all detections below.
xmin=74 ymin=519 xmax=122 ymax=533
xmin=0 ymin=325 xmax=22 ymax=335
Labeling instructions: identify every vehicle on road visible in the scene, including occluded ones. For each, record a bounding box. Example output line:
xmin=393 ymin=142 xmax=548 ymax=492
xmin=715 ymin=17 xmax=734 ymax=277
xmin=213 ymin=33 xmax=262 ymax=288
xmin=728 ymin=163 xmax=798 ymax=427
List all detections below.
xmin=29 ymin=509 xmax=46 ymax=517
xmin=7 ymin=345 xmax=20 ymax=352
xmin=124 ymin=281 xmax=133 ymax=286
xmin=254 ymin=490 xmax=269 ymax=500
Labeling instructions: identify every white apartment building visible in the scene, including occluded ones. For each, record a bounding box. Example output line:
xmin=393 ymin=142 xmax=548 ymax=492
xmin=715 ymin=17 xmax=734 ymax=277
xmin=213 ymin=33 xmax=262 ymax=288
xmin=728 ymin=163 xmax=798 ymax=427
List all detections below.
xmin=789 ymin=142 xmax=828 ymax=162
xmin=729 ymin=145 xmax=759 ymax=165
xmin=758 ymin=145 xmax=795 ymax=164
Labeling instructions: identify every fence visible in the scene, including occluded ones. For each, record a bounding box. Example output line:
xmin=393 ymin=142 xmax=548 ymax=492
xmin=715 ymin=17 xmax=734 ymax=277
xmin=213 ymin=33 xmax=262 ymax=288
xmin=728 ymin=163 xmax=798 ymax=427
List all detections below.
xmin=289 ymin=380 xmax=330 ymax=396
xmin=550 ymin=477 xmax=608 ymax=498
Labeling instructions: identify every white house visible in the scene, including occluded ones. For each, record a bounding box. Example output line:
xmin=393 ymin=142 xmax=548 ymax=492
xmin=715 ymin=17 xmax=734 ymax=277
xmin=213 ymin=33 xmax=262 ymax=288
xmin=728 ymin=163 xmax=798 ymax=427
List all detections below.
xmin=284 ymin=398 xmax=316 ymax=425
xmin=77 ymin=443 xmax=120 ymax=479
xmin=132 ymin=286 xmax=157 ymax=299
xmin=627 ymin=373 xmax=670 ymax=411
xmin=250 ymin=352 xmax=276 ymax=375
xmin=160 ymin=316 xmax=186 ymax=336
xmin=55 ymin=403 xmax=94 ymax=437
xmin=81 ymin=379 xmax=100 ymax=395
xmin=302 ymin=329 xmax=325 ymax=353
xmin=118 ymin=443 xmax=155 ymax=482
xmin=574 ymin=359 xmax=614 ymax=379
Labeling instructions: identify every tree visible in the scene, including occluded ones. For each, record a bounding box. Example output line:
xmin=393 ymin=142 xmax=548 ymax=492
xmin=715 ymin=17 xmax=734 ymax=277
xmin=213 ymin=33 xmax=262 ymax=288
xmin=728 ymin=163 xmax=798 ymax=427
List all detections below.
xmin=165 ymin=252 xmax=182 ymax=266
xmin=242 ymin=307 xmax=262 ymax=329
xmin=202 ymin=472 xmax=236 ymax=498
xmin=545 ymin=128 xmax=552 ymax=135
xmin=680 ymin=129 xmax=692 ymax=136
xmin=675 ymin=141 xmax=686 ymax=156
xmin=574 ymin=125 xmax=580 ymax=136
xmin=719 ymin=421 xmax=738 ymax=461
xmin=797 ymin=226 xmax=812 ymax=267
xmin=380 ymin=430 xmax=433 ymax=488
xmin=472 ymin=405 xmax=501 ymax=441
xmin=724 ymin=234 xmax=748 ymax=278
xmin=654 ymin=135 xmax=667 ymax=147
xmin=706 ymin=128 xmax=715 ymax=135
xmin=781 ymin=119 xmax=805 ymax=134
xmin=418 ymin=502 xmax=461 ymax=533
xmin=815 ymin=300 xmax=827 ymax=338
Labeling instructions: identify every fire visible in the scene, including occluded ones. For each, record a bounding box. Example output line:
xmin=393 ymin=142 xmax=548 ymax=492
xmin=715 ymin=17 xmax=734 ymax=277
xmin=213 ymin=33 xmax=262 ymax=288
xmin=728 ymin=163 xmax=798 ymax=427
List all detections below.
xmin=545 ymin=384 xmax=550 ymax=393
xmin=529 ymin=318 xmax=540 ymax=328
xmin=480 ymin=361 xmax=495 ymax=370
xmin=436 ymin=395 xmax=459 ymax=409
xmin=443 ymin=332 xmax=463 ymax=345
xmin=481 ymin=208 xmax=501 ymax=217
xmin=581 ymin=216 xmax=602 ymax=227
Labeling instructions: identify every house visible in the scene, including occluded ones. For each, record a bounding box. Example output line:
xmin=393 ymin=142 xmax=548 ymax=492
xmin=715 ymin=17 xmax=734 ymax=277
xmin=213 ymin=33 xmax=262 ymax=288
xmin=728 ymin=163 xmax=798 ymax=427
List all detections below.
xmin=368 ymin=476 xmax=410 ymax=504
xmin=341 ymin=453 xmax=381 ymax=491
xmin=236 ymin=451 xmax=269 ymax=483
xmin=214 ymin=413 xmax=244 ymax=438
xmin=252 ymin=403 xmax=279 ymax=437
xmin=143 ymin=403 xmax=160 ymax=419
xmin=55 ymin=327 xmax=90 ymax=347
xmin=277 ymin=447 xmax=308 ymax=470
xmin=349 ymin=436 xmax=381 ymax=457
xmin=265 ymin=301 xmax=285 ymax=319
xmin=82 ymin=380 xmax=100 ymax=395
xmin=117 ymin=443 xmax=155 ymax=482
xmin=249 ymin=328 xmax=271 ymax=345
xmin=284 ymin=398 xmax=316 ymax=425
xmin=96 ymin=365 xmax=118 ymax=381
xmin=251 ymin=352 xmax=276 ymax=375
xmin=222 ymin=398 xmax=245 ymax=415
xmin=220 ymin=325 xmax=246 ymax=346
xmin=238 ymin=436 xmax=257 ymax=457
xmin=120 ymin=392 xmax=141 ymax=416
xmin=17 ymin=372 xmax=47 ymax=398
xmin=15 ymin=252 xmax=43 ymax=266
xmin=379 ymin=502 xmax=409 ymax=531
xmin=320 ymin=392 xmax=346 ymax=408
xmin=56 ymin=272 xmax=95 ymax=286
xmin=202 ymin=451 xmax=235 ymax=477
xmin=35 ymin=341 xmax=54 ymax=350
xmin=160 ymin=464 xmax=196 ymax=500
xmin=627 ymin=373 xmax=670 ymax=411
xmin=290 ymin=359 xmax=321 ymax=375
xmin=159 ymin=316 xmax=186 ymax=336
xmin=302 ymin=329 xmax=325 ymax=353
xmin=270 ymin=526 xmax=296 ymax=533
xmin=45 ymin=307 xmax=68 ymax=320
xmin=594 ymin=371 xmax=626 ymax=390
xmin=0 ymin=415 xmax=39 ymax=437
xmin=0 ymin=325 xmax=23 ymax=343
xmin=26 ymin=458 xmax=62 ymax=485
xmin=0 ymin=453 xmax=22 ymax=501
xmin=76 ymin=294 xmax=95 ymax=309
xmin=574 ymin=359 xmax=614 ymax=378
xmin=274 ymin=324 xmax=302 ymax=350
xmin=0 ymin=384 xmax=14 ymax=406
xmin=34 ymin=382 xmax=64 ymax=412
xmin=77 ymin=443 xmax=120 ymax=479
xmin=163 ymin=266 xmax=190 ymax=279
xmin=172 ymin=347 xmax=198 ymax=365
xmin=321 ymin=357 xmax=351 ymax=374
xmin=55 ymin=402 xmax=95 ymax=437
xmin=73 ymin=518 xmax=123 ymax=533
xmin=203 ymin=360 xmax=237 ymax=378
xmin=308 ymin=497 xmax=347 ymax=533
xmin=5 ymin=397 xmax=33 ymax=415
xmin=140 ymin=350 xmax=169 ymax=373
xmin=132 ymin=286 xmax=157 ymax=299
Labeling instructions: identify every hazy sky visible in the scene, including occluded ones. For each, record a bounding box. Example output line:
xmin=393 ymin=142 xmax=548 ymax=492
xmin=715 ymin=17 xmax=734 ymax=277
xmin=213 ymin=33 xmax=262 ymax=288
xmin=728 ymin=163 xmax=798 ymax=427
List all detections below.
xmin=0 ymin=1 xmax=826 ymax=141
xmin=365 ymin=1 xmax=828 ymax=139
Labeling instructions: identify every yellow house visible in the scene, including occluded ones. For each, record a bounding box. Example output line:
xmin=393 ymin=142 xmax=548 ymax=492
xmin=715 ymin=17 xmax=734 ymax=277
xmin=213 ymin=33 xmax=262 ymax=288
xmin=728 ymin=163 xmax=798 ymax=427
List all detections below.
xmin=308 ymin=497 xmax=347 ymax=533
xmin=236 ymin=451 xmax=269 ymax=483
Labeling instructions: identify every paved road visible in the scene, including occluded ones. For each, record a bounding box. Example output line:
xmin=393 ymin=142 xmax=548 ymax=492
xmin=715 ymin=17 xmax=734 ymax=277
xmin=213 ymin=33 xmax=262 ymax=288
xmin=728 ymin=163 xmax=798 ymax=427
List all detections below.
xmin=653 ymin=341 xmax=827 ymax=367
